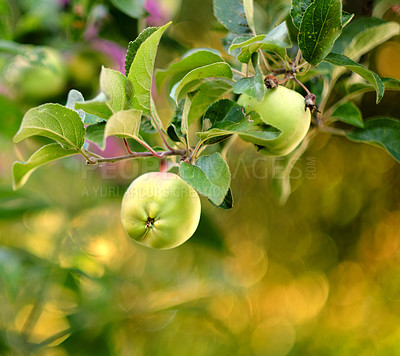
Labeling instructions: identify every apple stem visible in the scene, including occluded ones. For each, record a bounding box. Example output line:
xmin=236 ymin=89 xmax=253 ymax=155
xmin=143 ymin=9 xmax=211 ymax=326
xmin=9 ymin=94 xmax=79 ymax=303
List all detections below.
xmin=291 ymin=76 xmax=312 ymax=96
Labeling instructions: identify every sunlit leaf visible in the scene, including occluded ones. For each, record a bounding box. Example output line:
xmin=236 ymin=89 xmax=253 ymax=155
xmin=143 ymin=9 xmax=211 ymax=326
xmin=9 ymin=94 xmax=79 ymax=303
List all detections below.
xmin=125 ymin=27 xmax=157 ymax=76
xmin=104 ymin=109 xmax=143 ymax=143
xmin=13 ymin=103 xmax=85 ymax=149
xmin=155 ymin=49 xmax=224 ymax=91
xmin=180 ymin=152 xmax=231 ymax=206
xmin=127 ymin=22 xmax=171 ymax=115
xmin=12 ymin=143 xmax=78 ymax=189
xmin=100 ymin=67 xmax=127 ymax=113
xmin=171 ymin=62 xmax=233 ymax=103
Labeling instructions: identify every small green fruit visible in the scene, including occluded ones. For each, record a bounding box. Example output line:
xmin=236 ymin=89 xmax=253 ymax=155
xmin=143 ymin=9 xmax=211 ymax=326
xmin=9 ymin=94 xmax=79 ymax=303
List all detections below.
xmin=238 ymin=86 xmax=311 ymax=156
xmin=121 ymin=172 xmax=201 ymax=249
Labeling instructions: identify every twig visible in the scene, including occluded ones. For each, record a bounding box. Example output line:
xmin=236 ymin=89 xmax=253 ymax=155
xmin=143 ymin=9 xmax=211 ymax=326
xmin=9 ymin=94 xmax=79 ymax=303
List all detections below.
xmin=123 ymin=138 xmax=133 ymax=155
xmin=258 ymin=49 xmax=274 ymax=73
xmin=94 ymin=149 xmax=186 ymax=164
xmin=232 ymin=68 xmax=247 ymax=77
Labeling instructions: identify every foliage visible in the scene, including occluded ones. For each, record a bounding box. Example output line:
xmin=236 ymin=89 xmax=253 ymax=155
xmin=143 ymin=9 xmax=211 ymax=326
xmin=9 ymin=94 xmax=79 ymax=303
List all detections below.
xmin=2 ymin=0 xmax=400 ymax=354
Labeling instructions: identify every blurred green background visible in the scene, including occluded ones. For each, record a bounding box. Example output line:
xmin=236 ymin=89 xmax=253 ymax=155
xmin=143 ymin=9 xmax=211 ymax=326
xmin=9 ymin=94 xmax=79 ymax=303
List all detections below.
xmin=1 ymin=0 xmax=400 ymax=355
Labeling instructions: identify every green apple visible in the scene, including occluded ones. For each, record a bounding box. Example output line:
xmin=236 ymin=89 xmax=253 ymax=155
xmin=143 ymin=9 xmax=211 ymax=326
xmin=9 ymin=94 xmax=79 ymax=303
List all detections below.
xmin=4 ymin=47 xmax=66 ymax=101
xmin=121 ymin=172 xmax=201 ymax=249
xmin=238 ymin=86 xmax=311 ymax=156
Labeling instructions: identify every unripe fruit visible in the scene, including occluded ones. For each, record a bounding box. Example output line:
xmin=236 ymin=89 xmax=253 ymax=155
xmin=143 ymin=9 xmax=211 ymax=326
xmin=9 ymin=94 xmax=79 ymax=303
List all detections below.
xmin=121 ymin=172 xmax=201 ymax=249
xmin=238 ymin=86 xmax=311 ymax=156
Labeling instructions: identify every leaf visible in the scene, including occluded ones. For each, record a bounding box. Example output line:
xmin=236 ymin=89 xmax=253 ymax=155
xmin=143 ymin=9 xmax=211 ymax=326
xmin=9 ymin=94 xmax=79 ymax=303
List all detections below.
xmin=179 ymin=152 xmax=231 ymax=206
xmin=229 ymin=22 xmax=291 ymax=63
xmin=346 ymin=77 xmax=400 ymax=97
xmin=346 ymin=118 xmax=400 ymax=163
xmin=333 ymin=18 xmax=399 ymax=62
xmin=125 ymin=27 xmax=157 ymax=76
xmin=75 ymin=93 xmax=113 ymax=120
xmin=110 ymin=0 xmax=145 ymax=19
xmin=155 ymin=49 xmax=224 ymax=91
xmin=127 ymin=22 xmax=171 ymax=115
xmin=167 ymin=100 xmax=185 ymax=142
xmin=213 ymin=0 xmax=251 ymax=34
xmin=85 ymin=122 xmax=106 ymax=149
xmin=12 ymin=143 xmax=78 ymax=189
xmin=197 ymin=99 xmax=281 ymax=145
xmin=324 ymin=52 xmax=385 ymax=103
xmin=341 ymin=11 xmax=354 ymax=27
xmin=13 ymin=103 xmax=85 ymax=150
xmin=233 ymin=77 xmax=258 ymax=98
xmin=252 ymin=53 xmax=265 ymax=101
xmin=181 ymin=96 xmax=190 ymax=136
xmin=187 ymin=80 xmax=233 ymax=125
xmin=298 ymin=0 xmax=342 ymax=65
xmin=171 ymin=62 xmax=233 ymax=103
xmin=290 ymin=0 xmax=312 ymax=29
xmin=209 ymin=188 xmax=234 ymax=209
xmin=66 ymin=89 xmax=85 ymax=121
xmin=150 ymin=96 xmax=165 ymax=132
xmin=100 ymin=67 xmax=127 ymax=113
xmin=331 ymin=102 xmax=364 ymax=128
xmin=243 ymin=0 xmax=255 ymax=34
xmin=104 ymin=109 xmax=143 ymax=143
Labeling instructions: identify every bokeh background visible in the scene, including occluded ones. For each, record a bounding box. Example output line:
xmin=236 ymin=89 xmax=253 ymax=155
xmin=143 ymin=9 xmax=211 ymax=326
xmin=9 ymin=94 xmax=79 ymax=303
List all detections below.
xmin=1 ymin=0 xmax=400 ymax=355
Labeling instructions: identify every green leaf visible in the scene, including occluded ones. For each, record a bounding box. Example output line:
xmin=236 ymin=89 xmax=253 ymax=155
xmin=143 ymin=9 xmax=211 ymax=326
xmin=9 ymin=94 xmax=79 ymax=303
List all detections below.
xmin=346 ymin=77 xmax=400 ymax=97
xmin=229 ymin=22 xmax=291 ymax=63
xmin=213 ymin=0 xmax=251 ymax=34
xmin=104 ymin=109 xmax=143 ymax=143
xmin=100 ymin=67 xmax=127 ymax=113
xmin=298 ymin=0 xmax=342 ymax=65
xmin=150 ymin=96 xmax=165 ymax=132
xmin=127 ymin=22 xmax=171 ymax=115
xmin=180 ymin=96 xmax=191 ymax=136
xmin=12 ymin=143 xmax=78 ymax=189
xmin=324 ymin=52 xmax=385 ymax=103
xmin=252 ymin=53 xmax=265 ymax=101
xmin=66 ymin=89 xmax=85 ymax=121
xmin=333 ymin=18 xmax=399 ymax=62
xmin=197 ymin=99 xmax=281 ymax=145
xmin=155 ymin=49 xmax=224 ymax=92
xmin=187 ymin=80 xmax=233 ymax=125
xmin=167 ymin=100 xmax=185 ymax=142
xmin=346 ymin=118 xmax=400 ymax=163
xmin=75 ymin=93 xmax=113 ymax=120
xmin=125 ymin=27 xmax=157 ymax=76
xmin=171 ymin=62 xmax=233 ymax=103
xmin=13 ymin=103 xmax=85 ymax=150
xmin=210 ymin=188 xmax=233 ymax=209
xmin=331 ymin=18 xmax=400 ymax=84
xmin=341 ymin=11 xmax=354 ymax=27
xmin=233 ymin=77 xmax=258 ymax=98
xmin=290 ymin=0 xmax=312 ymax=29
xmin=110 ymin=0 xmax=145 ymax=19
xmin=179 ymin=152 xmax=231 ymax=206
xmin=85 ymin=122 xmax=106 ymax=149
xmin=243 ymin=0 xmax=255 ymax=34
xmin=331 ymin=102 xmax=364 ymax=128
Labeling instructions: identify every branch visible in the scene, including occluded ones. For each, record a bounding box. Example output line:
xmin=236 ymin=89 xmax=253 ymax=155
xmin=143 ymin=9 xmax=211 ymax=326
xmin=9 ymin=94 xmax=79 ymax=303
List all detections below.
xmin=92 ymin=149 xmax=186 ymax=164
